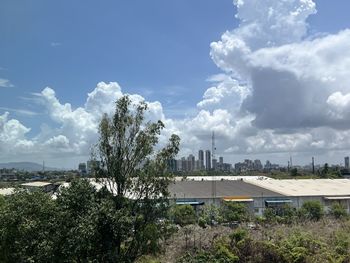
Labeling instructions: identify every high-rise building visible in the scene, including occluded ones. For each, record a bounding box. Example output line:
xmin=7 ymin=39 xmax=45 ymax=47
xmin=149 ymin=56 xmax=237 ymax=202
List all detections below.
xmin=205 ymin=150 xmax=211 ymax=170
xmin=219 ymin=156 xmax=223 ymax=164
xmin=198 ymin=150 xmax=204 ymax=170
xmin=181 ymin=157 xmax=187 ymax=172
xmin=345 ymin=156 xmax=350 ymax=169
xmin=187 ymin=154 xmax=195 ymax=171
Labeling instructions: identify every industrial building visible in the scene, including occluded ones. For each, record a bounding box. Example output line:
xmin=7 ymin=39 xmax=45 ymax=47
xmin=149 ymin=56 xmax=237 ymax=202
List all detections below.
xmin=21 ymin=181 xmax=55 ymax=193
xmin=247 ymin=179 xmax=350 ymax=213
xmin=168 ymin=179 xmax=283 ymax=215
xmin=169 ymin=178 xmax=350 ymax=215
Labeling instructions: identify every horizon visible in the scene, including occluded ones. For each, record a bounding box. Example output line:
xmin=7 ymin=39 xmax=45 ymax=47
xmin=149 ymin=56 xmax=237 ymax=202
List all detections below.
xmin=2 ymin=0 xmax=350 ymax=169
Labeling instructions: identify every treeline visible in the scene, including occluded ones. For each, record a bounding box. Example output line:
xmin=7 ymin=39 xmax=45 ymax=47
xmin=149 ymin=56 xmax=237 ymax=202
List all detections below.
xmin=0 ymin=180 xmax=174 ymax=262
xmin=171 ymin=200 xmax=348 ymax=228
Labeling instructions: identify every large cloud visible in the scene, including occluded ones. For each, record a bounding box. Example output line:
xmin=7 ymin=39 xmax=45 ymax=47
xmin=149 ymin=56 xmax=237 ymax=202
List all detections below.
xmin=186 ymin=0 xmax=350 ymax=159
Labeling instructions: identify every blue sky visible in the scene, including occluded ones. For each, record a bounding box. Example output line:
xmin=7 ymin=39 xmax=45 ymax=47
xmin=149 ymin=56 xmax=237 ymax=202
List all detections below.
xmin=0 ymin=0 xmax=235 ymax=125
xmin=2 ymin=0 xmax=350 ymax=168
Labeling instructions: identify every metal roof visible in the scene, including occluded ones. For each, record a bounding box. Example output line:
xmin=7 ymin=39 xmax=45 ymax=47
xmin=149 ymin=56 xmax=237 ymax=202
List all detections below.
xmin=21 ymin=181 xmax=52 ymax=187
xmin=324 ymin=196 xmax=350 ymax=200
xmin=247 ymin=179 xmax=350 ymax=197
xmin=175 ymin=176 xmax=271 ymax=181
xmin=0 ymin=188 xmax=15 ymax=196
xmin=168 ymin=180 xmax=283 ymax=199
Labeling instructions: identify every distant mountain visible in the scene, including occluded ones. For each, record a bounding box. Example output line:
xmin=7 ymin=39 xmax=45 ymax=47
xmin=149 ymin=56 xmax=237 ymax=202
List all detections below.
xmin=0 ymin=162 xmax=60 ymax=172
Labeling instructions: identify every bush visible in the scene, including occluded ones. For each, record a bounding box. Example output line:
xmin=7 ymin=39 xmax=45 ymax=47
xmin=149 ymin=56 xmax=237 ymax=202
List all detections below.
xmin=171 ymin=205 xmax=196 ymax=226
xmin=300 ymin=200 xmax=324 ymax=221
xmin=220 ymin=202 xmax=249 ymax=223
xmin=199 ymin=204 xmax=222 ymax=225
xmin=329 ymin=203 xmax=348 ymax=219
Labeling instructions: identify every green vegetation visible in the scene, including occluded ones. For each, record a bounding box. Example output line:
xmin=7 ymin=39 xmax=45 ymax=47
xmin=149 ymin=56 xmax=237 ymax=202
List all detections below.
xmin=171 ymin=205 xmax=197 ymax=226
xmin=0 ymin=95 xmax=180 ymax=262
xmin=300 ymin=200 xmax=324 ymax=221
xmin=220 ymin=202 xmax=249 ymax=223
xmin=175 ymin=221 xmax=350 ymax=263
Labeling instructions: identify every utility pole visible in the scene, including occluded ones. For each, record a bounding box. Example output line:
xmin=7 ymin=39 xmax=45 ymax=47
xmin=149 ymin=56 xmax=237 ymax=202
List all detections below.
xmin=312 ymin=157 xmax=315 ymax=174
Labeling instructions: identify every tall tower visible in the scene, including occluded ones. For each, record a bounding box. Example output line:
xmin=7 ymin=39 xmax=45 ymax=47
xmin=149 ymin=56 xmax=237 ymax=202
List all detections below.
xmin=211 ymin=131 xmax=216 ymax=161
xmin=312 ymin=157 xmax=315 ymax=174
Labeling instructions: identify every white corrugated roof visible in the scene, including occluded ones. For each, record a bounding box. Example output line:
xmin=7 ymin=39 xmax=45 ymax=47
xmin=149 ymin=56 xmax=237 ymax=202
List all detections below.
xmin=21 ymin=181 xmax=52 ymax=187
xmin=175 ymin=176 xmax=271 ymax=181
xmin=247 ymin=179 xmax=350 ymax=196
xmin=0 ymin=188 xmax=15 ymax=196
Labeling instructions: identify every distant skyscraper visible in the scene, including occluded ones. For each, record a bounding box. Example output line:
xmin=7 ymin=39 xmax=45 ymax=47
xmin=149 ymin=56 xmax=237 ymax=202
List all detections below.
xmin=198 ymin=150 xmax=204 ymax=170
xmin=205 ymin=150 xmax=211 ymax=170
xmin=345 ymin=156 xmax=349 ymax=169
xmin=181 ymin=157 xmax=187 ymax=172
xmin=187 ymin=154 xmax=195 ymax=171
xmin=219 ymin=156 xmax=223 ymax=164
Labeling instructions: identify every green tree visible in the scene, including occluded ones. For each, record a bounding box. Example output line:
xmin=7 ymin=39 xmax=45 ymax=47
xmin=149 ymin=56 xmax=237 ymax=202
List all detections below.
xmin=199 ymin=204 xmax=223 ymax=225
xmin=0 ymin=189 xmax=59 ymax=262
xmin=300 ymin=200 xmax=324 ymax=221
xmin=221 ymin=202 xmax=249 ymax=223
xmin=95 ymin=95 xmax=180 ymax=261
xmin=171 ymin=204 xmax=196 ymax=226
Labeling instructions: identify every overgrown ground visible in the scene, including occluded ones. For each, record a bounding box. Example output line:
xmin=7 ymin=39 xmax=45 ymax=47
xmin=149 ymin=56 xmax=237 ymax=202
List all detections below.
xmin=139 ymin=219 xmax=350 ymax=263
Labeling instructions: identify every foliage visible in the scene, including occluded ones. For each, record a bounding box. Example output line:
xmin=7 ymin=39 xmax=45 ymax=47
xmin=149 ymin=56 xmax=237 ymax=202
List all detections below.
xmin=329 ymin=202 xmax=348 ymax=219
xmin=94 ymin=95 xmax=180 ymax=261
xmin=0 ymin=189 xmax=59 ymax=262
xmin=171 ymin=205 xmax=196 ymax=226
xmin=220 ymin=202 xmax=249 ymax=223
xmin=0 ymin=95 xmax=180 ymax=262
xmin=199 ymin=204 xmax=223 ymax=225
xmin=300 ymin=200 xmax=324 ymax=221
xmin=263 ymin=204 xmax=297 ymax=224
xmin=290 ymin=168 xmax=298 ymax=177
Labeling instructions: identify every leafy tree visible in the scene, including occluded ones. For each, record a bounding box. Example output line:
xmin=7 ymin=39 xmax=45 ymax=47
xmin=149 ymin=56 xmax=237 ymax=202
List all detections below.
xmin=300 ymin=200 xmax=324 ymax=221
xmin=95 ymin=95 xmax=180 ymax=261
xmin=171 ymin=204 xmax=196 ymax=226
xmin=221 ymin=202 xmax=249 ymax=223
xmin=199 ymin=204 xmax=222 ymax=225
xmin=0 ymin=189 xmax=59 ymax=262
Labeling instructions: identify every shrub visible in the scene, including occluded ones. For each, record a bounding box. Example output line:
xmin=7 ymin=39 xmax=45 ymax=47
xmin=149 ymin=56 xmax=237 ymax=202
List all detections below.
xmin=300 ymin=200 xmax=324 ymax=221
xmin=171 ymin=205 xmax=196 ymax=226
xmin=221 ymin=202 xmax=249 ymax=223
xmin=329 ymin=203 xmax=348 ymax=219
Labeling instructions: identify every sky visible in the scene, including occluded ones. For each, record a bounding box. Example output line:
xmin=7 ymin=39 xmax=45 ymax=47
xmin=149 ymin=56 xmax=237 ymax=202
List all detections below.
xmin=1 ymin=0 xmax=350 ymax=169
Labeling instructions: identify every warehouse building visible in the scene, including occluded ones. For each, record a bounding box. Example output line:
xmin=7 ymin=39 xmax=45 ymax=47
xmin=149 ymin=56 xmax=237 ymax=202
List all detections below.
xmin=168 ymin=180 xmax=283 ymax=215
xmin=246 ymin=179 xmax=350 ymax=213
xmin=169 ymin=178 xmax=350 ymax=215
